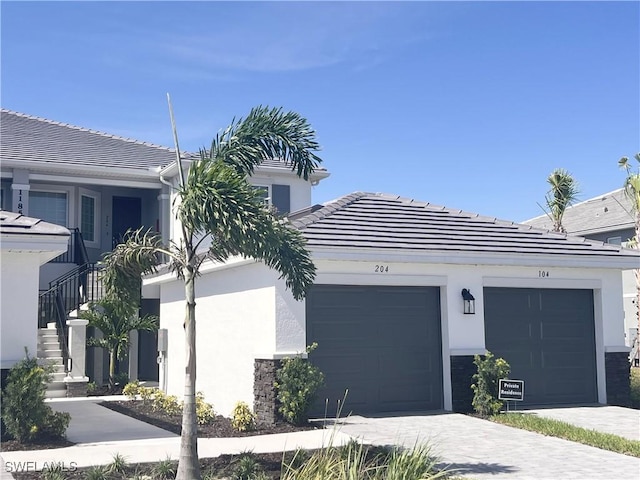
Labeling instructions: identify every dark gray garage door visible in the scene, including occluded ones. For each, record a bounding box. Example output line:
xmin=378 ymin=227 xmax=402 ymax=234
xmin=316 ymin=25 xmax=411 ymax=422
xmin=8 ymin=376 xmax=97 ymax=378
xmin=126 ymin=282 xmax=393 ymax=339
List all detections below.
xmin=306 ymin=285 xmax=443 ymax=417
xmin=484 ymin=288 xmax=597 ymax=406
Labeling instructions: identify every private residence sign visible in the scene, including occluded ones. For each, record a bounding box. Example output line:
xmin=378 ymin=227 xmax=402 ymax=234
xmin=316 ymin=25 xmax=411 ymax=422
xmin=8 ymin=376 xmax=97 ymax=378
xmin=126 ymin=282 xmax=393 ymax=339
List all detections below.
xmin=498 ymin=379 xmax=525 ymax=401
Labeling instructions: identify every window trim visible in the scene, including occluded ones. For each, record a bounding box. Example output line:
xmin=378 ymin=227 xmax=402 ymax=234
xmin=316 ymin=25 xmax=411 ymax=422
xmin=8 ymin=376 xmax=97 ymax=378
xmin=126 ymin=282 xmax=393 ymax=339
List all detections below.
xmin=29 ymin=185 xmax=73 ymax=228
xmin=78 ymin=188 xmax=101 ymax=248
xmin=253 ymin=185 xmax=271 ymax=206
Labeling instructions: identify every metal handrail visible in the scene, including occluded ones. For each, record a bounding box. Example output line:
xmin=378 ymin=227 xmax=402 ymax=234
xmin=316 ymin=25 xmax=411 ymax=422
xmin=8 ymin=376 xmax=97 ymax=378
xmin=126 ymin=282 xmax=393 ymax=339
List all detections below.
xmin=50 ymin=228 xmax=89 ymax=265
xmin=54 ymin=290 xmax=72 ymax=373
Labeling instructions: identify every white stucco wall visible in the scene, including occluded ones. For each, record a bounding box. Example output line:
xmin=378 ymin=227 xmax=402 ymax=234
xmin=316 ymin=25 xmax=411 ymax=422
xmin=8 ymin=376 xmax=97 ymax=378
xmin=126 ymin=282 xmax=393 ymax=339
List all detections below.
xmin=158 ymin=262 xmax=278 ymax=416
xmin=1 ymin=252 xmax=41 ymax=368
xmin=154 ymin=253 xmax=628 ymax=414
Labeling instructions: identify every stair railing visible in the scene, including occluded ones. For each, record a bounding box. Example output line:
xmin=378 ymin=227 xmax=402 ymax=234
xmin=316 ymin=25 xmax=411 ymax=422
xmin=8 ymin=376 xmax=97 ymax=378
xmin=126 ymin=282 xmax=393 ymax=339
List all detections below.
xmin=49 ymin=228 xmax=88 ymax=265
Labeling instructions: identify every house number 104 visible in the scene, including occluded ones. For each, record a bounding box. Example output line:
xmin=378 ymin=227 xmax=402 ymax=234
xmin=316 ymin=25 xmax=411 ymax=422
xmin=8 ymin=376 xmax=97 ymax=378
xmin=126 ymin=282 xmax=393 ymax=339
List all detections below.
xmin=538 ymin=270 xmax=550 ymax=277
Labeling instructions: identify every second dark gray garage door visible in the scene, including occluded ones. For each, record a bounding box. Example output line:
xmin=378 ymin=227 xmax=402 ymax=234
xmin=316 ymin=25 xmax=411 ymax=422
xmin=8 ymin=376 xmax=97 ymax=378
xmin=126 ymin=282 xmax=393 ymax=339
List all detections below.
xmin=306 ymin=285 xmax=443 ymax=417
xmin=484 ymin=288 xmax=597 ymax=406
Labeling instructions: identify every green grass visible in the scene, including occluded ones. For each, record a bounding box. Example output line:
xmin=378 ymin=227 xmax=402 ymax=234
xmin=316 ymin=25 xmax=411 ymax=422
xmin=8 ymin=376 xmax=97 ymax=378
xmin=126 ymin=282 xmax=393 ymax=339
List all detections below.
xmin=491 ymin=413 xmax=640 ymax=458
xmin=631 ymin=367 xmax=640 ymax=409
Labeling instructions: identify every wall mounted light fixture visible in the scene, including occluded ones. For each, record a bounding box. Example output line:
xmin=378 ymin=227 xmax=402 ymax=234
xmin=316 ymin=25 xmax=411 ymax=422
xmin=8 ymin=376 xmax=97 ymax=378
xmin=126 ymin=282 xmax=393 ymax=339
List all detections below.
xmin=461 ymin=288 xmax=475 ymax=315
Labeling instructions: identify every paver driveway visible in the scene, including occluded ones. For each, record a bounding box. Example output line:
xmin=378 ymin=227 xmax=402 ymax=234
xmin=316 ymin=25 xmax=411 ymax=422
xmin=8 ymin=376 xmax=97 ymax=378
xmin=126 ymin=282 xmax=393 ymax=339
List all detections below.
xmin=336 ymin=411 xmax=640 ymax=480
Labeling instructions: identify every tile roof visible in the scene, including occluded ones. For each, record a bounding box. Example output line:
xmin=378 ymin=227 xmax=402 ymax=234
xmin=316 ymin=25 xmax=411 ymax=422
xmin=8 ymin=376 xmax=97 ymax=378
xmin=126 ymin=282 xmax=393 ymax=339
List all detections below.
xmin=1 ymin=109 xmax=177 ymax=171
xmin=1 ymin=109 xmax=328 ymax=176
xmin=0 ymin=210 xmax=69 ymax=237
xmin=522 ymin=189 xmax=635 ymax=235
xmin=289 ymin=192 xmax=640 ymax=262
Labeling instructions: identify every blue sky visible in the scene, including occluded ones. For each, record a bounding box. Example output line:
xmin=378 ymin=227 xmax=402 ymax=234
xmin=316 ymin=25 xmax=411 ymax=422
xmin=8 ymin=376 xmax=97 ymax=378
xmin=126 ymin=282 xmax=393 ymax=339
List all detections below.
xmin=2 ymin=1 xmax=638 ymax=222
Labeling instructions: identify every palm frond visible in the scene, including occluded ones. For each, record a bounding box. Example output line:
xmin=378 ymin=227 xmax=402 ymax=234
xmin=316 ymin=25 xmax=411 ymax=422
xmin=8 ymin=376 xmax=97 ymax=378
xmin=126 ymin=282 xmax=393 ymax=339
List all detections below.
xmin=178 ymin=161 xmax=315 ymax=300
xmin=205 ymin=106 xmax=322 ymax=180
xmin=103 ymin=228 xmax=174 ymax=302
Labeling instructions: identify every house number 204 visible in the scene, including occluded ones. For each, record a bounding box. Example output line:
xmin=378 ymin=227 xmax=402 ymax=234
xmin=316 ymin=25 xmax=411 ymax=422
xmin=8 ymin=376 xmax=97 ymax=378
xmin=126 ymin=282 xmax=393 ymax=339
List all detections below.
xmin=539 ymin=270 xmax=550 ymax=277
xmin=375 ymin=265 xmax=389 ymax=273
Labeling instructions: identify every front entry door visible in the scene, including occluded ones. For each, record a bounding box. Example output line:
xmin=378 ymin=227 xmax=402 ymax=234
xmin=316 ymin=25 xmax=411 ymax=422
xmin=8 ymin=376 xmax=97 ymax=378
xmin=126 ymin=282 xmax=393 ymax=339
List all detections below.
xmin=112 ymin=196 xmax=142 ymax=247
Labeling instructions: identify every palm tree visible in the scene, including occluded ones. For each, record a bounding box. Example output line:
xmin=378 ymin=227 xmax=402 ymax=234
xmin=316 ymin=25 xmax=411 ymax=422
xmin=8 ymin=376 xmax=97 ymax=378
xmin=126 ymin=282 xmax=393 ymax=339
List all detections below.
xmin=619 ymin=153 xmax=640 ymax=364
xmin=544 ymin=168 xmax=580 ymax=233
xmin=81 ymin=298 xmax=158 ymax=390
xmin=106 ymin=99 xmax=322 ymax=479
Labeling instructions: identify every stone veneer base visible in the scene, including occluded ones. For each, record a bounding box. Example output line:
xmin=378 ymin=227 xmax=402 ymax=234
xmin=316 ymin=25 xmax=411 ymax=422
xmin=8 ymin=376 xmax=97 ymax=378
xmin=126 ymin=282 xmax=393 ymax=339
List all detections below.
xmin=605 ymin=351 xmax=631 ymax=407
xmin=254 ymin=359 xmax=281 ymax=426
xmin=450 ymin=355 xmax=476 ymax=413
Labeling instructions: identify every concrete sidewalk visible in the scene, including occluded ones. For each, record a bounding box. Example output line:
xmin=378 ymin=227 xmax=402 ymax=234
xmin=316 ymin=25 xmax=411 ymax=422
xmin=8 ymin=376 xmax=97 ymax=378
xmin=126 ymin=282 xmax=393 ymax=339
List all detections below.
xmin=0 ymin=397 xmax=351 ymax=476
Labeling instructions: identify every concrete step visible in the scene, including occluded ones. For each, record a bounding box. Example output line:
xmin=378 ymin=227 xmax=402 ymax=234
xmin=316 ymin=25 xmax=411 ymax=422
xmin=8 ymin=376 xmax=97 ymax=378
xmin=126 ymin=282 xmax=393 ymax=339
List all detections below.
xmin=38 ymin=348 xmax=62 ymax=358
xmin=44 ymin=388 xmax=67 ymax=399
xmin=50 ymin=372 xmax=67 ymax=382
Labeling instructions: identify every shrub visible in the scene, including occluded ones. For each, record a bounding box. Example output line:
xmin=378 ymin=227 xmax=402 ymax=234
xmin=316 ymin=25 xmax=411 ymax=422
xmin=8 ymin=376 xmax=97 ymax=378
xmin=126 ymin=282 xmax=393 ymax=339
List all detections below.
xmin=471 ymin=351 xmax=510 ymax=417
xmin=139 ymin=386 xmax=157 ymax=404
xmin=233 ymin=453 xmax=264 ymax=480
xmin=123 ymin=380 xmax=141 ymax=399
xmin=275 ymin=343 xmax=325 ymax=425
xmin=153 ymin=456 xmax=176 ymax=479
xmin=86 ymin=381 xmax=98 ymax=394
xmin=231 ymin=401 xmax=256 ymax=432
xmin=152 ymin=390 xmax=181 ymax=416
xmin=108 ymin=452 xmax=129 ymax=474
xmin=196 ymin=392 xmax=216 ymax=425
xmin=1 ymin=352 xmax=70 ymax=443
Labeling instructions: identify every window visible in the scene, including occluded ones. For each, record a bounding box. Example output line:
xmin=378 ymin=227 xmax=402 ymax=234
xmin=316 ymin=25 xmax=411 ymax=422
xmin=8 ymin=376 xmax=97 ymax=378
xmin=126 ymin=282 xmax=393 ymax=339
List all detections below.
xmin=254 ymin=185 xmax=270 ymax=206
xmin=79 ymin=189 xmax=100 ymax=247
xmin=29 ymin=191 xmax=68 ymax=226
xmin=607 ymin=236 xmax=622 ymax=245
xmin=251 ymin=184 xmax=290 ymax=213
xmin=81 ymin=195 xmax=96 ymax=242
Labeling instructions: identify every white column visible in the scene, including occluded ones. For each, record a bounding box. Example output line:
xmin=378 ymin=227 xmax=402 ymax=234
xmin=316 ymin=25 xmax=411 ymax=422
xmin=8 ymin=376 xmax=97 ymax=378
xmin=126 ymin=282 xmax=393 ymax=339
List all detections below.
xmin=64 ymin=319 xmax=89 ymax=383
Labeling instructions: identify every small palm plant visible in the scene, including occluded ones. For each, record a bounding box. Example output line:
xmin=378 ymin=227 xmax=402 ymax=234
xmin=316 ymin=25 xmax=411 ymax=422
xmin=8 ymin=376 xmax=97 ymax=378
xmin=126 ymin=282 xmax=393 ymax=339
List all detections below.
xmin=543 ymin=168 xmax=579 ymax=233
xmin=81 ymin=297 xmax=157 ymax=390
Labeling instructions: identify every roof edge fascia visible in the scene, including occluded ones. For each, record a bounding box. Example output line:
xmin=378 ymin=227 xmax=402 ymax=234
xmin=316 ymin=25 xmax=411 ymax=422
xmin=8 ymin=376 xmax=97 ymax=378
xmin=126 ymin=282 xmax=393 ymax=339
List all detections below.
xmin=2 ymin=159 xmax=162 ymax=180
xmin=159 ymin=160 xmax=330 ymax=182
xmin=307 ymin=246 xmax=640 ymax=270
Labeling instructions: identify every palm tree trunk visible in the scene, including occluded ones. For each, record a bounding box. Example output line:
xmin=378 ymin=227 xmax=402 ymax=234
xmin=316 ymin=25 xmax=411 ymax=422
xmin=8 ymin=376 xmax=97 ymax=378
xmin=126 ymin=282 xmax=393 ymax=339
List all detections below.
xmin=176 ymin=266 xmax=201 ymax=479
xmin=109 ymin=350 xmax=116 ymax=391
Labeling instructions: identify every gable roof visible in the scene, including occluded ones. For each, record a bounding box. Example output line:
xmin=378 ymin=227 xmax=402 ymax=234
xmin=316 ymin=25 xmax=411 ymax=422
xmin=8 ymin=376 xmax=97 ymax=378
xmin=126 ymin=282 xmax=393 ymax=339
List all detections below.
xmin=0 ymin=109 xmax=176 ymax=171
xmin=289 ymin=192 xmax=640 ymax=268
xmin=522 ymin=188 xmax=635 ymax=236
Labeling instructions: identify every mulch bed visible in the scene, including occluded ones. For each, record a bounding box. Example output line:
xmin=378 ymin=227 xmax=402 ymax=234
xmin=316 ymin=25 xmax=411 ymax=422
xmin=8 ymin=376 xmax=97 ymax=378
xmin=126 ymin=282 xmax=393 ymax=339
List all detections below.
xmin=100 ymin=400 xmax=318 ymax=437
xmin=0 ymin=435 xmax=74 ymax=452
xmin=11 ymin=451 xmax=292 ymax=479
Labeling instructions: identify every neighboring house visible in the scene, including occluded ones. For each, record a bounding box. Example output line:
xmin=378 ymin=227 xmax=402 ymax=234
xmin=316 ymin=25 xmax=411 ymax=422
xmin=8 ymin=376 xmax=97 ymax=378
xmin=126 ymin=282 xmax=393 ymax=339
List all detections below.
xmin=144 ymin=191 xmax=640 ymax=419
xmin=523 ymin=189 xmax=639 ymax=359
xmin=1 ymin=211 xmax=69 ymax=386
xmin=0 ymin=109 xmax=330 ymax=391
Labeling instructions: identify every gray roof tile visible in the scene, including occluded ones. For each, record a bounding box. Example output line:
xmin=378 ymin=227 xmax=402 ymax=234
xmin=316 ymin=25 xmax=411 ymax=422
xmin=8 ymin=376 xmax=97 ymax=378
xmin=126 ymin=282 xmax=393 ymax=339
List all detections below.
xmin=1 ymin=109 xmax=327 ymax=175
xmin=523 ymin=189 xmax=635 ymax=235
xmin=289 ymin=192 xmax=640 ymax=262
xmin=1 ymin=109 xmax=176 ymax=170
xmin=0 ymin=210 xmax=69 ymax=236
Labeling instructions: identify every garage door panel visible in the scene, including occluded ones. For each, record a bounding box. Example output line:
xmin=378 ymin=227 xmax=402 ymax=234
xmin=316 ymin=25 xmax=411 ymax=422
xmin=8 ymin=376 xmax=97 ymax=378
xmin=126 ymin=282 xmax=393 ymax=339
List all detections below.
xmin=310 ymin=322 xmax=372 ymax=344
xmin=307 ymin=285 xmax=443 ymax=415
xmin=484 ymin=287 xmax=596 ymax=406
